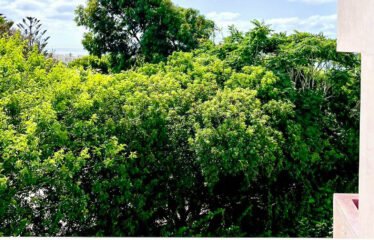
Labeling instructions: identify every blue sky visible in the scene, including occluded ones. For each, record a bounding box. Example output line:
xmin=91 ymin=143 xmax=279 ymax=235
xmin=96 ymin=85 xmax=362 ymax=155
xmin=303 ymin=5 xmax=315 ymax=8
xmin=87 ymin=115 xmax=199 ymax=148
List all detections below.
xmin=0 ymin=0 xmax=337 ymax=54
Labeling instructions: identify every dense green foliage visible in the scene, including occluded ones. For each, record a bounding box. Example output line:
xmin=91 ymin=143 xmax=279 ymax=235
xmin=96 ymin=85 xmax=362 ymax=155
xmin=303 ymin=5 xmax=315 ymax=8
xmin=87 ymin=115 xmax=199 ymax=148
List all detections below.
xmin=75 ymin=0 xmax=215 ymax=71
xmin=0 ymin=21 xmax=359 ymax=237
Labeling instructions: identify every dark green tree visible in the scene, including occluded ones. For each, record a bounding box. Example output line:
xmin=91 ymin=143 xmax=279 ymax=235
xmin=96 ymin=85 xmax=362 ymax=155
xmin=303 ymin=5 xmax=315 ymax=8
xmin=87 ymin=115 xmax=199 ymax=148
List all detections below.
xmin=75 ymin=0 xmax=215 ymax=71
xmin=210 ymin=21 xmax=360 ymax=237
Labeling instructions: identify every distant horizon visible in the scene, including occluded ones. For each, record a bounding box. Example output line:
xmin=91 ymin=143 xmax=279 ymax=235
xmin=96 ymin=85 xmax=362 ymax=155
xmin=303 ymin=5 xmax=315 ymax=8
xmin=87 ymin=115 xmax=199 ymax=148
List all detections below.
xmin=48 ymin=47 xmax=88 ymax=56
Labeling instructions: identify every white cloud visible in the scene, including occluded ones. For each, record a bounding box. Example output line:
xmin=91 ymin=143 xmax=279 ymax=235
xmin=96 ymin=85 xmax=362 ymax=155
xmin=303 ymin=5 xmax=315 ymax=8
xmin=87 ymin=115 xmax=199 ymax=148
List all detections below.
xmin=288 ymin=0 xmax=336 ymax=4
xmin=267 ymin=14 xmax=337 ymax=37
xmin=206 ymin=11 xmax=337 ymax=40
xmin=206 ymin=11 xmax=252 ymax=39
xmin=206 ymin=12 xmax=241 ymax=21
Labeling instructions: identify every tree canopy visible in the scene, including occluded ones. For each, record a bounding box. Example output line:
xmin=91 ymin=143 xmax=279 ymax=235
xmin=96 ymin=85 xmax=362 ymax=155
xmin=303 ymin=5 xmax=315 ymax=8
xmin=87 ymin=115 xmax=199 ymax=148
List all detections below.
xmin=75 ymin=0 xmax=215 ymax=71
xmin=0 ymin=20 xmax=360 ymax=237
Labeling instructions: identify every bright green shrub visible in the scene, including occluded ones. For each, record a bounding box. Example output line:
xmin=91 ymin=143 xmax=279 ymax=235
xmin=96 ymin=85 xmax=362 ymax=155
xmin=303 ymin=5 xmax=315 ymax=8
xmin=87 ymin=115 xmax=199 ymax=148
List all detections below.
xmin=0 ymin=23 xmax=360 ymax=238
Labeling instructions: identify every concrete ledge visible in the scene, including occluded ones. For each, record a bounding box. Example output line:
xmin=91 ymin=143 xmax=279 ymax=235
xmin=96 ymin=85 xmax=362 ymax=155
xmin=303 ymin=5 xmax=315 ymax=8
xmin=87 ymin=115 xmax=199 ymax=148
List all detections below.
xmin=333 ymin=194 xmax=359 ymax=238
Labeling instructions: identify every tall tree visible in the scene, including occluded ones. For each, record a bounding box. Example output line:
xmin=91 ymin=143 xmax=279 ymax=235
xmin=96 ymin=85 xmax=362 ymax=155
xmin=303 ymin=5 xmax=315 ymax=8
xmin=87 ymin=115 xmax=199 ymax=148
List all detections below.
xmin=17 ymin=17 xmax=50 ymax=55
xmin=75 ymin=0 xmax=215 ymax=71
